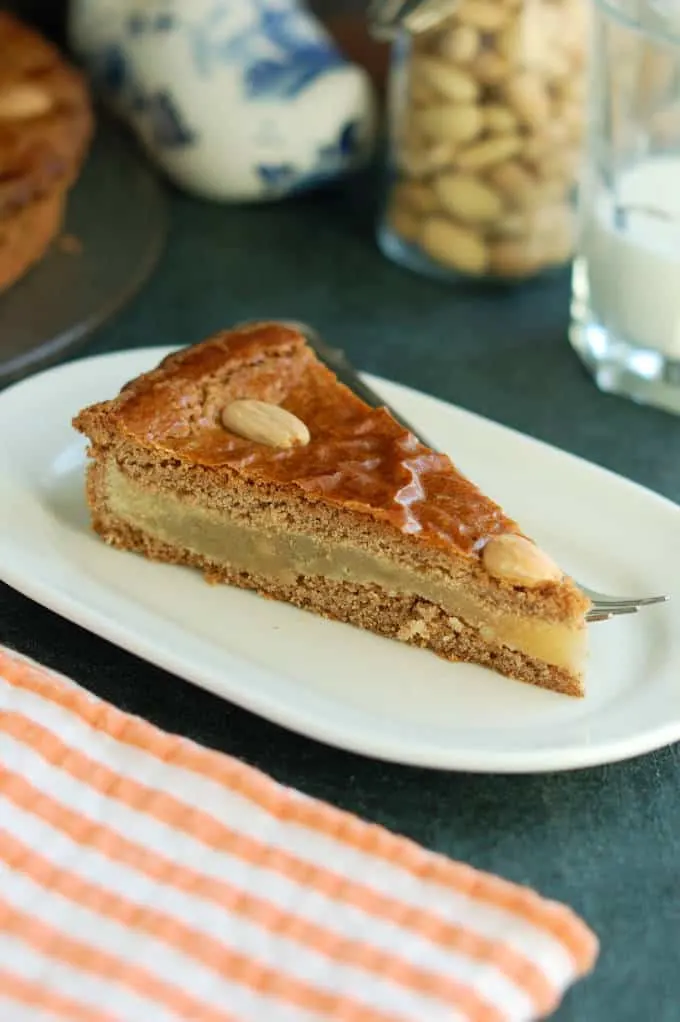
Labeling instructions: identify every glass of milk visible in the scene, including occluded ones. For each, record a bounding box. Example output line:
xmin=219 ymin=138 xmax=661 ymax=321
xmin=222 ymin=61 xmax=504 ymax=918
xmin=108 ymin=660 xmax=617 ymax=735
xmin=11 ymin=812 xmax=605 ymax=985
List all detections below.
xmin=570 ymin=0 xmax=680 ymax=414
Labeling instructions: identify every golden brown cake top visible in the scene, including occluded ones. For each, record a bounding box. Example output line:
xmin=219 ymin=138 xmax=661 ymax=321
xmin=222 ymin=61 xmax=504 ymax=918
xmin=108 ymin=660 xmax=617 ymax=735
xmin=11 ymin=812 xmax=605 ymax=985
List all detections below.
xmin=0 ymin=13 xmax=93 ymax=217
xmin=74 ymin=322 xmax=521 ymax=556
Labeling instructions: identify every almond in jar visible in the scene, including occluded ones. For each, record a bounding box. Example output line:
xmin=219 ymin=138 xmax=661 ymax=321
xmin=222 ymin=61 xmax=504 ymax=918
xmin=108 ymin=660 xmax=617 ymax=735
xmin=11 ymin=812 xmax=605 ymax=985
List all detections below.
xmin=378 ymin=0 xmax=589 ymax=281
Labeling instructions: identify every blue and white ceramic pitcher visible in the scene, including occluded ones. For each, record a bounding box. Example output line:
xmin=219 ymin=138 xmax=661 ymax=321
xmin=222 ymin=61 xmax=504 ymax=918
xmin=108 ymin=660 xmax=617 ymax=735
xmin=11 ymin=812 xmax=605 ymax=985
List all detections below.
xmin=69 ymin=0 xmax=378 ymax=201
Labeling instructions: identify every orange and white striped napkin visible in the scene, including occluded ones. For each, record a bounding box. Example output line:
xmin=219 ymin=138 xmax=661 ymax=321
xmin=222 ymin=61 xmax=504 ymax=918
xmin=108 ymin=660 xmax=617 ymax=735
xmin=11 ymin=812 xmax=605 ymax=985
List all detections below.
xmin=0 ymin=645 xmax=598 ymax=1022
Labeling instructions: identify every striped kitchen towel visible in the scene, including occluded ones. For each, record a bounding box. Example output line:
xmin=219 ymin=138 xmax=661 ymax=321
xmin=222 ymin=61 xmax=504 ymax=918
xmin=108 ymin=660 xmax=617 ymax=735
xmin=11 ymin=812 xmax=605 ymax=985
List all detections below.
xmin=0 ymin=645 xmax=598 ymax=1022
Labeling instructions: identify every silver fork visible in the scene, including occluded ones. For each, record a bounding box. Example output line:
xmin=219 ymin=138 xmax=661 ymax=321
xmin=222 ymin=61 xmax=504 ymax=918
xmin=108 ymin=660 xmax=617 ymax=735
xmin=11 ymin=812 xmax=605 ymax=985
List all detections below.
xmin=581 ymin=587 xmax=669 ymax=623
xmin=285 ymin=321 xmax=671 ymax=624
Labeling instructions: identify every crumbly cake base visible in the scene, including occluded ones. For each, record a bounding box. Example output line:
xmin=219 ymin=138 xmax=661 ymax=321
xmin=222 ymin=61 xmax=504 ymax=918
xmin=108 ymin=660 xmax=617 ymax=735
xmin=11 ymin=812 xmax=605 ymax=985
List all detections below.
xmin=90 ymin=503 xmax=583 ymax=698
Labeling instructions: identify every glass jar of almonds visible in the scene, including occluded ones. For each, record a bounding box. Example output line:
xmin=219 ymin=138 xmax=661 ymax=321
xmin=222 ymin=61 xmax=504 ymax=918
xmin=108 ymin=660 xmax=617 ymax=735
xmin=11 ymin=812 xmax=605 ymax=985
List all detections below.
xmin=378 ymin=0 xmax=588 ymax=281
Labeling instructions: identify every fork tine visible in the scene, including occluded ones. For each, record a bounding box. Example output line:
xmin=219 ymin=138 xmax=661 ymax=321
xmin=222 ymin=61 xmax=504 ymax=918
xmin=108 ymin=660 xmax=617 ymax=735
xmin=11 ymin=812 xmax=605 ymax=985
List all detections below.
xmin=587 ymin=606 xmax=640 ymax=621
xmin=586 ymin=611 xmax=616 ymax=623
xmin=593 ymin=602 xmax=639 ymax=612
xmin=590 ymin=595 xmax=668 ymax=608
xmin=594 ymin=608 xmax=640 ymax=619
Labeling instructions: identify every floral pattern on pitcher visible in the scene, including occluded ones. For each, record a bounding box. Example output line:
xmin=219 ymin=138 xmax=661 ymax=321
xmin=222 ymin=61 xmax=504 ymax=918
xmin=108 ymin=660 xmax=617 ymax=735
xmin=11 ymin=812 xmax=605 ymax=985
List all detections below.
xmin=69 ymin=0 xmax=376 ymax=200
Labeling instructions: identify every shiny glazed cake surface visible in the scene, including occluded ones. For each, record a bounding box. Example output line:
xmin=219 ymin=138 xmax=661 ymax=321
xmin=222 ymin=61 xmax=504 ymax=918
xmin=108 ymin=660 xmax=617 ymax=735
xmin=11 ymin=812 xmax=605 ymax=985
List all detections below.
xmin=85 ymin=322 xmax=519 ymax=555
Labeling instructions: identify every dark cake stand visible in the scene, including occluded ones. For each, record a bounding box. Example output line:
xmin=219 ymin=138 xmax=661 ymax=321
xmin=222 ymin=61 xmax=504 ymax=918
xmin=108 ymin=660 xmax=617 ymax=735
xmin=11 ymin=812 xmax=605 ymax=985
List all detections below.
xmin=0 ymin=114 xmax=167 ymax=384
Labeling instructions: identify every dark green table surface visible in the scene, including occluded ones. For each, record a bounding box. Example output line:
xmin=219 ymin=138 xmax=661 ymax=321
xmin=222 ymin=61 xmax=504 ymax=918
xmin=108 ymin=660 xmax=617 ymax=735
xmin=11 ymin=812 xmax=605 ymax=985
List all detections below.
xmin=2 ymin=159 xmax=680 ymax=1022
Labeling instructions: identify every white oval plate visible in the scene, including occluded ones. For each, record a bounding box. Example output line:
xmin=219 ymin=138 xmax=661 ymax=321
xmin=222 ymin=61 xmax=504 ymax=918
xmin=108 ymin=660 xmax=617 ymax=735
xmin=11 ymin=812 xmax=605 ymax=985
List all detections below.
xmin=1 ymin=348 xmax=678 ymax=772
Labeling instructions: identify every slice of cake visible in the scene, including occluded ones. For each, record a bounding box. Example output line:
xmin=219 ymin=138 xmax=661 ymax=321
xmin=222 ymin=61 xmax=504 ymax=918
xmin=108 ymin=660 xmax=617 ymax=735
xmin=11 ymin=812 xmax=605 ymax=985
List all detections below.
xmin=73 ymin=323 xmax=590 ymax=695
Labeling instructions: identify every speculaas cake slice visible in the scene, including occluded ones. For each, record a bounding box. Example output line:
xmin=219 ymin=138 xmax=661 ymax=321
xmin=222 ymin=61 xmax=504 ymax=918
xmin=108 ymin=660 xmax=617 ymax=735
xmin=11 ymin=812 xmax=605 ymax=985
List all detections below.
xmin=73 ymin=322 xmax=590 ymax=695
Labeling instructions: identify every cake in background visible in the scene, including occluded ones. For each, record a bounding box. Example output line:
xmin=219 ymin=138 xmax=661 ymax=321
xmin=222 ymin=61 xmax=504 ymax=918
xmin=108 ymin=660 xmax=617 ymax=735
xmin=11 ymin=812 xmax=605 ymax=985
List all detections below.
xmin=0 ymin=11 xmax=92 ymax=293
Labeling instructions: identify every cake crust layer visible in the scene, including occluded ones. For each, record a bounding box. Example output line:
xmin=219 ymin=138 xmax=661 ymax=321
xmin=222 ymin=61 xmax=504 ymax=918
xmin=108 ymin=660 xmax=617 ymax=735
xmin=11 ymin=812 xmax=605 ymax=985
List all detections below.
xmin=75 ymin=322 xmax=519 ymax=556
